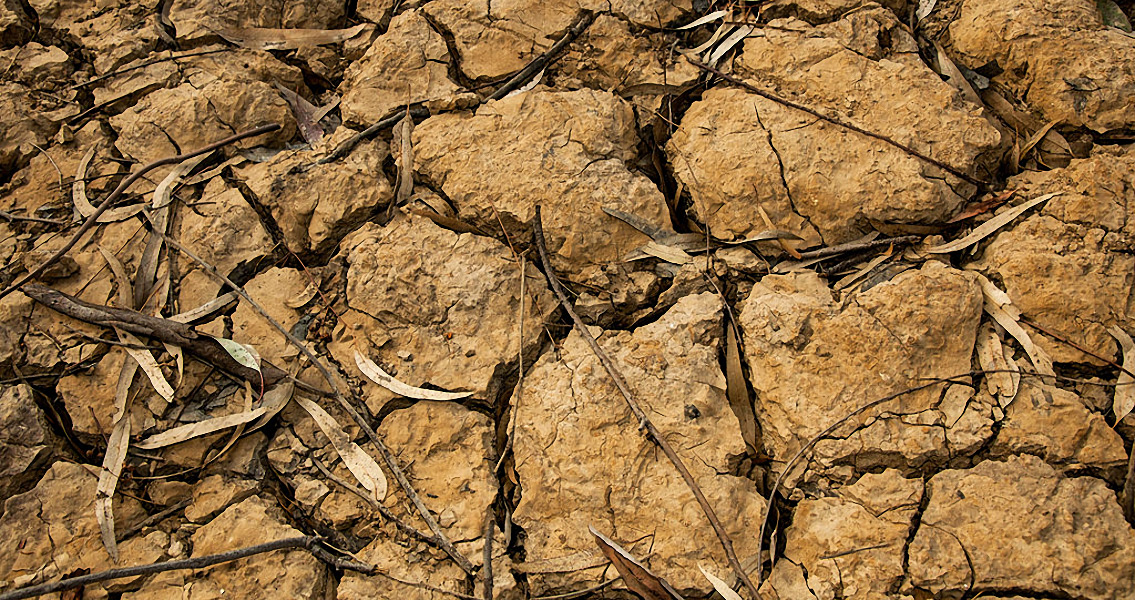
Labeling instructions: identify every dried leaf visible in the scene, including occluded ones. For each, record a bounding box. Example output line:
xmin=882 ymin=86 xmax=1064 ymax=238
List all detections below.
xmin=409 ymin=208 xmax=483 ymax=234
xmin=169 ymin=292 xmax=238 ymax=324
xmin=505 ymin=68 xmax=545 ymax=98
xmin=313 ymin=96 xmax=340 ymax=123
xmin=73 ymin=145 xmax=98 ymax=219
xmin=275 ymin=82 xmax=324 ymax=144
xmin=725 ymin=322 xmax=758 ymax=450
xmin=915 ymin=0 xmax=938 ymax=22
xmin=974 ymin=273 xmax=1054 ymax=376
xmin=603 ymin=206 xmax=669 ymax=241
xmin=976 ymin=323 xmax=1019 ymax=407
xmin=285 ymin=282 xmax=319 ymax=308
xmin=213 ymin=337 xmax=262 ymax=373
xmin=932 ymin=40 xmax=981 ymax=106
xmin=641 ymin=241 xmax=693 ymax=264
xmin=97 ymin=416 xmax=130 ymax=562
xmin=115 ymin=329 xmax=175 ymax=401
xmin=707 ymin=25 xmax=753 ymax=67
xmin=947 ymin=189 xmax=1016 ymax=223
xmin=684 ymin=22 xmax=732 ymax=55
xmin=757 ymin=205 xmax=802 ymax=258
xmin=719 ymin=230 xmax=804 ymax=245
xmin=135 ymin=405 xmax=271 ymax=449
xmin=250 ymin=379 xmax=295 ymax=431
xmin=393 ymin=111 xmax=414 ymax=206
xmin=1019 ymin=120 xmax=1059 ymax=161
xmin=294 ymin=395 xmax=388 ymax=502
xmin=98 ymin=246 xmax=134 ymax=308
xmin=699 ymin=564 xmax=743 ymax=600
xmin=1098 ymin=0 xmax=1133 ymax=31
xmin=151 ymin=151 xmax=213 ymax=210
xmin=590 ymin=526 xmax=684 ymax=600
xmin=929 ymin=192 xmax=1061 ymax=254
xmin=214 ymin=23 xmax=369 ymax=51
xmin=677 ymin=9 xmax=729 ymax=29
xmin=354 ymin=349 xmax=473 ymax=401
xmin=1108 ymin=325 xmax=1135 ymax=423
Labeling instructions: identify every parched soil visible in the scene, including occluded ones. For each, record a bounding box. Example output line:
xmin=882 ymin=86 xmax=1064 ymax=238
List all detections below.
xmin=1 ymin=0 xmax=1134 ymax=598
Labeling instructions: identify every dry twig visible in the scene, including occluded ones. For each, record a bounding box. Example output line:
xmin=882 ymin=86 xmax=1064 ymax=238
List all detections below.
xmin=531 ymin=206 xmax=761 ymax=599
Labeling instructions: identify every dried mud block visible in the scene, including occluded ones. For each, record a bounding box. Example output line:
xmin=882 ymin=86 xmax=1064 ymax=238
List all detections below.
xmin=0 ymin=462 xmax=151 ymax=595
xmin=414 ymin=89 xmax=670 ymax=278
xmin=512 ymin=292 xmax=765 ymax=594
xmin=557 ymin=14 xmax=699 ymax=94
xmin=169 ymin=0 xmax=346 ymax=44
xmin=968 ymin=148 xmax=1135 ymax=364
xmin=739 ymin=262 xmax=984 ymax=482
xmin=423 ymin=0 xmax=690 ymax=80
xmin=175 ymin=178 xmax=275 ymax=311
xmin=329 ymin=215 xmax=556 ymax=407
xmin=763 ymin=470 xmax=923 ymax=600
xmin=907 ymin=454 xmax=1135 ymax=599
xmin=0 ymin=385 xmax=52 ymax=502
xmin=237 ymin=131 xmax=391 ymax=257
xmin=0 ymin=43 xmax=72 ymax=87
xmin=0 ymin=83 xmax=60 ymax=176
xmin=35 ymin=0 xmax=160 ymax=74
xmin=339 ymin=11 xmax=466 ymax=126
xmin=988 ymin=380 xmax=1126 ymax=472
xmin=131 ymin=496 xmax=332 ymax=599
xmin=671 ymin=9 xmax=1000 ymax=245
xmin=338 ymin=401 xmax=497 ymax=598
xmin=111 ymin=80 xmax=295 ymax=165
xmin=948 ymin=0 xmax=1135 ymax=133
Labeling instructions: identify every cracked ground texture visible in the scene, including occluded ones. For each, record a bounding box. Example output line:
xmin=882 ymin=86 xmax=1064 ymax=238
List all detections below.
xmin=0 ymin=0 xmax=1134 ymax=598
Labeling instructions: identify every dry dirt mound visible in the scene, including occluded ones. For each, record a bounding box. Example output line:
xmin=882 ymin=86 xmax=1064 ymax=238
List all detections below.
xmin=1 ymin=0 xmax=1134 ymax=598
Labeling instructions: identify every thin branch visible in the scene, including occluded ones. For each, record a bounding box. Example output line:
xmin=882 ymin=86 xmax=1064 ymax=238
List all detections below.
xmin=531 ymin=206 xmax=761 ymax=600
xmin=0 ymin=210 xmax=66 ymax=225
xmin=794 ymin=235 xmax=920 ymax=260
xmin=311 ymin=456 xmax=437 ymax=546
xmin=317 ymin=106 xmax=430 ymax=165
xmin=118 ymin=497 xmax=191 ymax=540
xmin=0 ymin=124 xmax=281 ymax=301
xmin=145 ymin=215 xmax=476 ymax=576
xmin=486 ymin=11 xmax=595 ymax=101
xmin=687 ymin=58 xmax=986 ymax=186
xmin=0 ymin=537 xmax=317 ymax=600
xmin=1018 ymin=316 xmax=1135 ymax=379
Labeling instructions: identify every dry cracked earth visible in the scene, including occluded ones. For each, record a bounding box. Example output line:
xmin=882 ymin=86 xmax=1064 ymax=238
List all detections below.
xmin=1 ymin=0 xmax=1135 ymax=598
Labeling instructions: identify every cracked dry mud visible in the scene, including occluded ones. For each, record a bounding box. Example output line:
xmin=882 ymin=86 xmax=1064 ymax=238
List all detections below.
xmin=1 ymin=0 xmax=1134 ymax=599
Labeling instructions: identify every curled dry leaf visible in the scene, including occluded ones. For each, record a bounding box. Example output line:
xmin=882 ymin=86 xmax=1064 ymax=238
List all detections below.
xmin=1108 ymin=325 xmax=1135 ymax=423
xmin=73 ymin=145 xmax=98 ymax=219
xmin=96 ymin=417 xmax=130 ymax=563
xmin=976 ymin=323 xmax=1019 ymax=408
xmin=114 ymin=328 xmax=175 ymax=401
xmin=640 ymin=241 xmax=693 ymax=264
xmin=393 ymin=111 xmax=415 ymax=206
xmin=285 ymin=282 xmax=319 ymax=309
xmin=699 ymin=564 xmax=743 ymax=600
xmin=974 ymin=273 xmax=1054 ymax=376
xmin=929 ymin=192 xmax=1061 ymax=254
xmin=275 ymin=82 xmax=324 ymax=145
xmin=590 ymin=526 xmax=685 ymax=600
xmin=677 ymin=9 xmax=729 ymax=30
xmin=135 ymin=405 xmax=271 ymax=449
xmin=915 ymin=0 xmax=938 ymax=22
xmin=354 ymin=349 xmax=473 ymax=401
xmin=294 ymin=395 xmax=388 ymax=503
xmin=214 ymin=23 xmax=368 ymax=51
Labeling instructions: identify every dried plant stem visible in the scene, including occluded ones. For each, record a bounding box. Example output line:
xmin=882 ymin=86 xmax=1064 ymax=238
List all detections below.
xmin=0 ymin=537 xmax=318 ymax=600
xmin=147 ymin=218 xmax=475 ymax=576
xmin=311 ymin=456 xmax=436 ymax=546
xmin=531 ymin=206 xmax=761 ymax=600
xmin=795 ymin=235 xmax=921 ymax=260
xmin=687 ymin=58 xmax=985 ymax=186
xmin=0 ymin=124 xmax=280 ymax=301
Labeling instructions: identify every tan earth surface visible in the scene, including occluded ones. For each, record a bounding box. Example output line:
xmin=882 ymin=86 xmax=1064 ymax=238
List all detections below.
xmin=1 ymin=0 xmax=1134 ymax=598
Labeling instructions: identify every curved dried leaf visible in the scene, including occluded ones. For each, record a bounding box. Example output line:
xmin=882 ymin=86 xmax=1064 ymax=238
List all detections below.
xmin=135 ymin=405 xmax=271 ymax=449
xmin=976 ymin=324 xmax=1019 ymax=407
xmin=394 ymin=111 xmax=414 ymax=205
xmin=354 ymin=350 xmax=472 ymax=401
xmin=1108 ymin=325 xmax=1135 ymax=423
xmin=699 ymin=564 xmax=743 ymax=600
xmin=97 ymin=416 xmax=130 ymax=562
xmin=929 ymin=192 xmax=1061 ymax=254
xmin=215 ymin=23 xmax=368 ymax=50
xmin=641 ymin=241 xmax=693 ymax=264
xmin=916 ymin=0 xmax=938 ymax=22
xmin=74 ymin=145 xmax=99 ymax=218
xmin=170 ymin=292 xmax=238 ymax=324
xmin=116 ymin=328 xmax=175 ymax=401
xmin=213 ymin=337 xmax=262 ymax=373
xmin=932 ymin=40 xmax=981 ymax=106
xmin=294 ymin=395 xmax=388 ymax=502
xmin=275 ymin=82 xmax=324 ymax=145
xmin=285 ymin=282 xmax=319 ymax=308
xmin=250 ymin=380 xmax=295 ymax=431
xmin=98 ymin=246 xmax=133 ymax=308
xmin=590 ymin=526 xmax=684 ymax=600
xmin=677 ymin=9 xmax=729 ymax=29
xmin=707 ymin=25 xmax=754 ymax=67
xmin=1019 ymin=120 xmax=1059 ymax=160
xmin=975 ymin=274 xmax=1054 ymax=376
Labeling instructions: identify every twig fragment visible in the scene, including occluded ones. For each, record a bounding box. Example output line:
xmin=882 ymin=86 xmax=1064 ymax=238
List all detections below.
xmin=531 ymin=206 xmax=760 ymax=600
xmin=487 ymin=11 xmax=595 ymax=101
